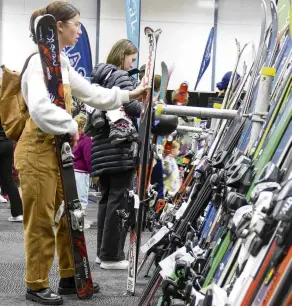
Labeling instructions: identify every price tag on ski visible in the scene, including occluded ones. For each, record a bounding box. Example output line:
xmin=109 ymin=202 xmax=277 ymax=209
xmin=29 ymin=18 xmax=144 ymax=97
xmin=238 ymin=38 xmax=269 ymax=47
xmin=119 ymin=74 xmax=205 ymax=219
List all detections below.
xmin=35 ymin=14 xmax=93 ymax=299
xmin=140 ymin=226 xmax=170 ymax=254
xmin=133 ymin=193 xmax=140 ymax=209
xmin=175 ymin=201 xmax=189 ymax=220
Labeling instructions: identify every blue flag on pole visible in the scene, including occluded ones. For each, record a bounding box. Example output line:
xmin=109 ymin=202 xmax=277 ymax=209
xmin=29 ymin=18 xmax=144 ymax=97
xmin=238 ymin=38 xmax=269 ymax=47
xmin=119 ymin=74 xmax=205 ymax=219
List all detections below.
xmin=125 ymin=0 xmax=141 ymax=69
xmin=194 ymin=27 xmax=215 ymax=90
xmin=64 ymin=23 xmax=93 ymax=78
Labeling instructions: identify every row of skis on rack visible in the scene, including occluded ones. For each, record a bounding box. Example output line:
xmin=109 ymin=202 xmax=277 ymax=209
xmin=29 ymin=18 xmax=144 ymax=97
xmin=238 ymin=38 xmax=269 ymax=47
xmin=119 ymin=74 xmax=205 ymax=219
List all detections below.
xmin=116 ymin=0 xmax=292 ymax=305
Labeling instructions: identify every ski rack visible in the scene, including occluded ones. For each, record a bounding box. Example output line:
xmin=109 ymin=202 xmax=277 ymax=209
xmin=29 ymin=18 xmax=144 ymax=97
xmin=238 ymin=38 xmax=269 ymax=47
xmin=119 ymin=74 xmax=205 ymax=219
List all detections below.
xmin=176 ymin=126 xmax=210 ymax=139
xmin=176 ymin=125 xmax=207 ymax=133
xmin=176 ymin=125 xmax=210 ymax=155
xmin=156 ymin=105 xmax=239 ymax=120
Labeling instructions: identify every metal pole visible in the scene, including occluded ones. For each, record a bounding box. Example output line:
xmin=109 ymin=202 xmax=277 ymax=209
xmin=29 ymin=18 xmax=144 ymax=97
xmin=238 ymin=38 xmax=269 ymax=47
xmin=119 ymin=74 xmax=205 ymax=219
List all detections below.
xmin=246 ymin=67 xmax=275 ymax=152
xmin=177 ymin=125 xmax=205 ymax=133
xmin=156 ymin=105 xmax=238 ymax=120
xmin=95 ymin=0 xmax=101 ymax=64
xmin=191 ymin=133 xmax=199 ymax=154
xmin=137 ymin=0 xmax=141 ymax=69
xmin=211 ymin=0 xmax=219 ymax=91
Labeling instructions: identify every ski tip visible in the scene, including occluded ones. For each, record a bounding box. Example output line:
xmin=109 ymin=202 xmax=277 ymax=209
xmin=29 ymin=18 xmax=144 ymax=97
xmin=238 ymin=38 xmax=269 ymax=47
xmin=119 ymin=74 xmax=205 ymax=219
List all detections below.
xmin=34 ymin=14 xmax=56 ymax=40
xmin=155 ymin=29 xmax=162 ymax=35
xmin=144 ymin=26 xmax=154 ymax=34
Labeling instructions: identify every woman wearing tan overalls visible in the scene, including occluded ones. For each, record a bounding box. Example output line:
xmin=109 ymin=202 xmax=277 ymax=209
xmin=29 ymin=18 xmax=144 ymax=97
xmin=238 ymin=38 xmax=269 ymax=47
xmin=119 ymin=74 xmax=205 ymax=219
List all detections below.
xmin=14 ymin=2 xmax=145 ymax=305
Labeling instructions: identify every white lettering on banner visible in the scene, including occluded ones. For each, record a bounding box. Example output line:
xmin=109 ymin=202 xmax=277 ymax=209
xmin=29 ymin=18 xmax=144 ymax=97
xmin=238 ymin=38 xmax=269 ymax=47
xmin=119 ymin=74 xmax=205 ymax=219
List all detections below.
xmin=131 ymin=18 xmax=138 ymax=33
xmin=65 ymin=46 xmax=87 ymax=77
xmin=69 ymin=52 xmax=81 ymax=68
xmin=128 ymin=0 xmax=138 ymax=34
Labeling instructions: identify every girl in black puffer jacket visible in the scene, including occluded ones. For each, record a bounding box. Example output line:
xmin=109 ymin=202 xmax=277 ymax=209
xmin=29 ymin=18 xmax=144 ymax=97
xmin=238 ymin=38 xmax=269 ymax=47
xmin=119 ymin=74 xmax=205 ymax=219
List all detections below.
xmin=86 ymin=39 xmax=141 ymax=270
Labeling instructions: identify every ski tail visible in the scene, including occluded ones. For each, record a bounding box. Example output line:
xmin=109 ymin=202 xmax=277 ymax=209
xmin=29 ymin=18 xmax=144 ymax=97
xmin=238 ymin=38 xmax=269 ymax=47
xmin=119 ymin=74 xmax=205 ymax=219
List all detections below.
xmin=159 ymin=61 xmax=168 ymax=102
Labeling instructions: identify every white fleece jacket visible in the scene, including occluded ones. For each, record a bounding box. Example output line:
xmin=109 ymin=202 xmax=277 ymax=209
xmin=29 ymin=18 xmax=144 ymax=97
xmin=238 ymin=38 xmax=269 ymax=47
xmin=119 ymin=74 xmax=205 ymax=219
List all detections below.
xmin=21 ymin=52 xmax=130 ymax=135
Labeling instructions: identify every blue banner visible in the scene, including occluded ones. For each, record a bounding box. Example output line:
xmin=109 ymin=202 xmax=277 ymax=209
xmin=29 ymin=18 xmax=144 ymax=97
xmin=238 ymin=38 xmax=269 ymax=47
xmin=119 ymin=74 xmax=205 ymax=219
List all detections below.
xmin=125 ymin=0 xmax=141 ymax=69
xmin=194 ymin=27 xmax=215 ymax=90
xmin=64 ymin=23 xmax=93 ymax=78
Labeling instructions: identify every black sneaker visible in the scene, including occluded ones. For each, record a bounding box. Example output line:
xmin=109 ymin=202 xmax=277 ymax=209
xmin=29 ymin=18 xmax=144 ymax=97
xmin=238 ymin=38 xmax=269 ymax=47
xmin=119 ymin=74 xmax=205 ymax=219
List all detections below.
xmin=26 ymin=288 xmax=63 ymax=305
xmin=109 ymin=119 xmax=138 ymax=145
xmin=58 ymin=277 xmax=100 ymax=295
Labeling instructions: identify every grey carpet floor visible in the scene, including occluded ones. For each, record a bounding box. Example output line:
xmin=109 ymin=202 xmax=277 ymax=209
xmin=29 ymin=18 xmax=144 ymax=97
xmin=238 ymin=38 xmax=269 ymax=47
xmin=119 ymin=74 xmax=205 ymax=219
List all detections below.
xmin=0 ymin=196 xmax=156 ymax=306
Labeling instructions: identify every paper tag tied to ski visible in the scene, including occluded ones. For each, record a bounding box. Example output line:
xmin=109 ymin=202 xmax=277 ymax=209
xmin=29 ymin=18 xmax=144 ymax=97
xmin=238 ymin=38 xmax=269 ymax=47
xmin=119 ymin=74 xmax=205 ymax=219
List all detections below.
xmin=133 ymin=194 xmax=140 ymax=209
xmin=140 ymin=226 xmax=170 ymax=254
xmin=55 ymin=201 xmax=65 ymax=224
xmin=175 ymin=201 xmax=188 ymax=220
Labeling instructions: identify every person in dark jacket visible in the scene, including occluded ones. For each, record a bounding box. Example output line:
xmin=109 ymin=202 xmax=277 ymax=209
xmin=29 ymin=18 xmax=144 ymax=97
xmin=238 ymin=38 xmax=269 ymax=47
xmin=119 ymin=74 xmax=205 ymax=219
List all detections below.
xmin=0 ymin=122 xmax=23 ymax=221
xmin=86 ymin=39 xmax=141 ymax=270
xmin=216 ymin=71 xmax=240 ymax=97
xmin=89 ymin=40 xmax=140 ymax=145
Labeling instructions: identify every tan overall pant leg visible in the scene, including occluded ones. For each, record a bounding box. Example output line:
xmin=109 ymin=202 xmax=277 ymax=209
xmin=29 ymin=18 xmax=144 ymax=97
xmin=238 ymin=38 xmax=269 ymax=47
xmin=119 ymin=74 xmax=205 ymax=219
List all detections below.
xmin=16 ymin=140 xmax=58 ymax=290
xmin=15 ymin=136 xmax=74 ymax=290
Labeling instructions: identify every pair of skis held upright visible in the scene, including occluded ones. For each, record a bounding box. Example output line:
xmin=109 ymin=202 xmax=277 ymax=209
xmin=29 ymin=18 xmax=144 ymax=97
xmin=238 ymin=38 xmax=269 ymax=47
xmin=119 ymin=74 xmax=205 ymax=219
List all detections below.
xmin=35 ymin=14 xmax=164 ymax=299
xmin=126 ymin=27 xmax=163 ymax=296
xmin=35 ymin=15 xmax=94 ymax=299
